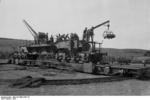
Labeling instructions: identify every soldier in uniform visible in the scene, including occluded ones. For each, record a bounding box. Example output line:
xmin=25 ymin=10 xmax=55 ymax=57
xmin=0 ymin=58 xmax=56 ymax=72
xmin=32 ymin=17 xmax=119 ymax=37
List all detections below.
xmin=50 ymin=35 xmax=54 ymax=43
xmin=83 ymin=27 xmax=87 ymax=41
xmin=88 ymin=27 xmax=94 ymax=42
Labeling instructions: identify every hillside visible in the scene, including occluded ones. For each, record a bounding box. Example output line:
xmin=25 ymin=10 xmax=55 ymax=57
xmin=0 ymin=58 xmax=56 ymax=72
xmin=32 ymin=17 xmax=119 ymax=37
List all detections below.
xmin=101 ymin=48 xmax=148 ymax=58
xmin=0 ymin=38 xmax=33 ymax=59
xmin=0 ymin=38 xmax=32 ymax=53
xmin=0 ymin=37 xmax=149 ymax=58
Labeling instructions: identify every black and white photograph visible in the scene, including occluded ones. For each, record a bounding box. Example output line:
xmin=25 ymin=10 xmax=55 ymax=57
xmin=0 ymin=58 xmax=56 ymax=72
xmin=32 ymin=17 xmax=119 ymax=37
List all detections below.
xmin=0 ymin=0 xmax=150 ymax=96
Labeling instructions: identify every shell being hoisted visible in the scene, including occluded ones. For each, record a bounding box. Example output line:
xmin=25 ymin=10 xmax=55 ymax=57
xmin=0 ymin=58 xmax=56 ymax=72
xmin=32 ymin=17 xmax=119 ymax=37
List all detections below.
xmin=103 ymin=30 xmax=116 ymax=39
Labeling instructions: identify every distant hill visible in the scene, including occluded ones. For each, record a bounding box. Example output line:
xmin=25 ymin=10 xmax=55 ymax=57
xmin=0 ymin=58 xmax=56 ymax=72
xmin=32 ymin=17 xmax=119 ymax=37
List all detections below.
xmin=0 ymin=37 xmax=149 ymax=58
xmin=101 ymin=48 xmax=148 ymax=58
xmin=0 ymin=38 xmax=32 ymax=53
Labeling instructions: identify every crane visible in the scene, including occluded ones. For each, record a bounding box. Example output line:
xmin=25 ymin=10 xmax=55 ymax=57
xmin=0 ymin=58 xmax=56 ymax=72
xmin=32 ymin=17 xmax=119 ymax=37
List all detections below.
xmin=83 ymin=20 xmax=110 ymax=42
xmin=82 ymin=20 xmax=115 ymax=52
xmin=23 ymin=20 xmax=39 ymax=44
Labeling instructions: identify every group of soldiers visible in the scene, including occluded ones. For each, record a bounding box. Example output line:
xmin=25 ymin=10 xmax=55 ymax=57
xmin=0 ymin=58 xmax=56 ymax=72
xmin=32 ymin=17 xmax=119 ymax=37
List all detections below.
xmin=56 ymin=34 xmax=70 ymax=42
xmin=48 ymin=33 xmax=79 ymax=43
xmin=83 ymin=27 xmax=94 ymax=42
xmin=49 ymin=25 xmax=114 ymax=44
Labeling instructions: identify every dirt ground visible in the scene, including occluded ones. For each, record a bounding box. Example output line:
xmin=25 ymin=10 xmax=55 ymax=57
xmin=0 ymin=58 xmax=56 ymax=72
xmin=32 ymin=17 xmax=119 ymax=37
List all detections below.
xmin=1 ymin=61 xmax=150 ymax=95
xmin=1 ymin=79 xmax=150 ymax=95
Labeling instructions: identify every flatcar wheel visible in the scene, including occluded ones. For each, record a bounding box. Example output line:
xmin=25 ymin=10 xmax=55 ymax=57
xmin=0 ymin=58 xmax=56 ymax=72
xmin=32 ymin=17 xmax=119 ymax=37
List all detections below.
xmin=104 ymin=67 xmax=110 ymax=75
xmin=95 ymin=66 xmax=102 ymax=74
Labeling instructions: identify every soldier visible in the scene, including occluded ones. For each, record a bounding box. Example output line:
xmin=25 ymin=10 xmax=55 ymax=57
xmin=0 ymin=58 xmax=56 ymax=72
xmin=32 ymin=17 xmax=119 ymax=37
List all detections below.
xmin=50 ymin=35 xmax=54 ymax=43
xmin=64 ymin=34 xmax=69 ymax=40
xmin=83 ymin=27 xmax=87 ymax=41
xmin=88 ymin=26 xmax=94 ymax=42
xmin=56 ymin=34 xmax=61 ymax=42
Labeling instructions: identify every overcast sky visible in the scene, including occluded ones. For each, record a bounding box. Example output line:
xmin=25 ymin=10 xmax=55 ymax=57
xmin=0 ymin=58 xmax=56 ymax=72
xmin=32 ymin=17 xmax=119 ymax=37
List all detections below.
xmin=0 ymin=0 xmax=150 ymax=49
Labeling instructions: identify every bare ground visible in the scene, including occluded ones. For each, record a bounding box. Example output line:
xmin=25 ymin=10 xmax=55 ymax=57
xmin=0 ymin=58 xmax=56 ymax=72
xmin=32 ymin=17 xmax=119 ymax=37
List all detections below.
xmin=1 ymin=79 xmax=150 ymax=95
xmin=1 ymin=63 xmax=150 ymax=95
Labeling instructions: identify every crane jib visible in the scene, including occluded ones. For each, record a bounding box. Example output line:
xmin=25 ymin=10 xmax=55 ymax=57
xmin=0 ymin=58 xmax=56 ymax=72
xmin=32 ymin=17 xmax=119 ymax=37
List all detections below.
xmin=93 ymin=20 xmax=110 ymax=30
xmin=23 ymin=20 xmax=38 ymax=37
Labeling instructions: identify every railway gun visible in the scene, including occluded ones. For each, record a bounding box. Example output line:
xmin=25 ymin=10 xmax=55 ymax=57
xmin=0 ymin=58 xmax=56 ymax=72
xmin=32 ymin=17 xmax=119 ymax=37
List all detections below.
xmin=8 ymin=20 xmax=150 ymax=79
